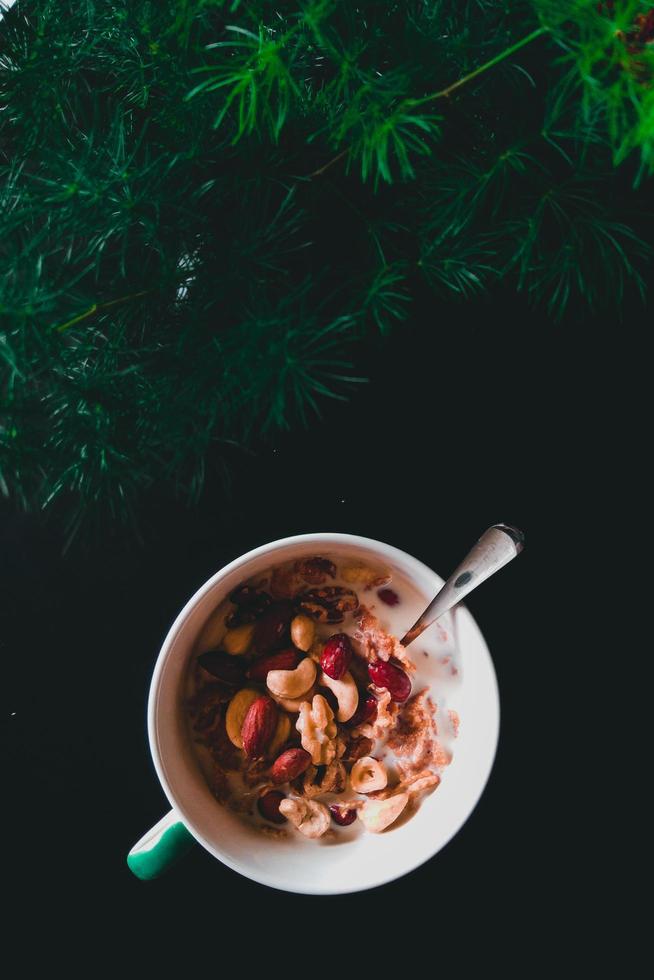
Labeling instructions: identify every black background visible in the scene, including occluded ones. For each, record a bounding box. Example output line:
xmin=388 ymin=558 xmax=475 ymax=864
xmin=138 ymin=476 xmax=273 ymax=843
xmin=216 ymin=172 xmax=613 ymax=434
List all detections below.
xmin=2 ymin=291 xmax=615 ymax=955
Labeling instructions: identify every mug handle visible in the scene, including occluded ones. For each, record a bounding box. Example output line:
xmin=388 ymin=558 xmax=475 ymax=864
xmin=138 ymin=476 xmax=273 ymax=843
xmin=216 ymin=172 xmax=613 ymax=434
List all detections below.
xmin=127 ymin=811 xmax=195 ymax=880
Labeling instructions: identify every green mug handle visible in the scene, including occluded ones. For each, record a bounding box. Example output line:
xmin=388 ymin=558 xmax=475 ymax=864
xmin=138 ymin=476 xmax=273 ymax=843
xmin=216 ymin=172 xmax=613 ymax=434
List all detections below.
xmin=127 ymin=811 xmax=195 ymax=880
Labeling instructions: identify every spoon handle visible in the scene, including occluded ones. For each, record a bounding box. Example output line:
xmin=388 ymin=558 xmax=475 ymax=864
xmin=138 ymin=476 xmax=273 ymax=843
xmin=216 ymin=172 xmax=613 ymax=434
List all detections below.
xmin=401 ymin=523 xmax=524 ymax=646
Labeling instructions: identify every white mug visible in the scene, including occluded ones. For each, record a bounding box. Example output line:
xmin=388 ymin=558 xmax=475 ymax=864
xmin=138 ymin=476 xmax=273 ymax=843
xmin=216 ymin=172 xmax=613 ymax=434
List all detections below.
xmin=128 ymin=532 xmax=500 ymax=893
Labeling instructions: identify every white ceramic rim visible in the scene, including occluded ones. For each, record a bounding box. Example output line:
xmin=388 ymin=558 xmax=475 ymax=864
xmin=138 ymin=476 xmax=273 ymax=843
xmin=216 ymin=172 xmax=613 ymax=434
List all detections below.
xmin=147 ymin=532 xmax=501 ymax=893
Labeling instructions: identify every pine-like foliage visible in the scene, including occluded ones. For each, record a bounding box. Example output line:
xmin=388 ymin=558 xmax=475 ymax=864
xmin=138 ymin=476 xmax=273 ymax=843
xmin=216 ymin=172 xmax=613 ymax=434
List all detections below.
xmin=1 ymin=0 xmax=652 ymax=537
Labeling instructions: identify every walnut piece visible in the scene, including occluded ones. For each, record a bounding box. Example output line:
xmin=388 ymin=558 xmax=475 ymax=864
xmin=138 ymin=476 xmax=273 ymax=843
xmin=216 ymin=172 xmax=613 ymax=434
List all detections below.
xmin=279 ymin=797 xmax=331 ymax=838
xmin=296 ymin=694 xmax=338 ymax=764
xmin=302 ymin=760 xmax=347 ymax=798
xmin=298 ymin=587 xmax=359 ymax=623
xmin=295 ymin=557 xmax=337 ymax=585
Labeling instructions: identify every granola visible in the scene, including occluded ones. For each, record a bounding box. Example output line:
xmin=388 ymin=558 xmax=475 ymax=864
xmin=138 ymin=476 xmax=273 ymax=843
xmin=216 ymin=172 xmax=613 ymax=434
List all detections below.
xmin=186 ymin=554 xmax=459 ymax=839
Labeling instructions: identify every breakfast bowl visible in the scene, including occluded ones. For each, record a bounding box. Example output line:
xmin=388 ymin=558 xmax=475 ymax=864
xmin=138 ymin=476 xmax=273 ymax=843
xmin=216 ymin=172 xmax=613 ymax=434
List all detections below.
xmin=127 ymin=532 xmax=500 ymax=893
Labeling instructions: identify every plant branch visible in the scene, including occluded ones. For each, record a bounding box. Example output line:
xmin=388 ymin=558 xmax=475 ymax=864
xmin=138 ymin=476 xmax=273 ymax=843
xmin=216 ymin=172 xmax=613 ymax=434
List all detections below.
xmin=410 ymin=26 xmax=549 ymax=104
xmin=309 ymin=26 xmax=549 ymax=179
xmin=54 ymin=291 xmax=150 ymax=333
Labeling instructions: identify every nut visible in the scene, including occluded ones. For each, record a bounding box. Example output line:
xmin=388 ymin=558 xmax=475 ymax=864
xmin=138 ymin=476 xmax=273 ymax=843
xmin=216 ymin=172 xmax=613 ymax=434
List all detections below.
xmin=247 ymin=647 xmax=301 ymax=681
xmin=298 ymin=587 xmax=359 ymax=624
xmin=368 ymin=660 xmax=412 ymax=702
xmin=341 ymin=562 xmax=391 ymax=589
xmin=290 ymin=614 xmax=316 ymax=652
xmin=270 ymin=747 xmax=313 ymax=784
xmin=279 ymin=797 xmax=331 ymax=838
xmin=266 ymin=657 xmax=317 ymax=699
xmin=296 ymin=694 xmax=338 ymax=765
xmin=320 ymin=633 xmax=353 ymax=680
xmin=268 ymin=712 xmax=292 ymax=757
xmin=197 ymin=651 xmax=247 ymax=686
xmin=253 ymin=600 xmax=295 ymax=653
xmin=350 ymin=756 xmax=388 ymax=793
xmin=223 ymin=623 xmax=255 ymax=656
xmin=343 ymin=735 xmax=374 ymax=761
xmin=302 ymin=760 xmax=346 ymax=798
xmin=267 ymin=685 xmax=316 ymax=714
xmin=257 ymin=790 xmax=287 ymax=824
xmin=318 ymin=669 xmax=359 ymax=723
xmin=226 ymin=585 xmax=272 ymax=626
xmin=225 ymin=688 xmax=260 ymax=748
xmin=196 ymin=602 xmax=229 ymax=653
xmin=294 ymin=557 xmax=336 ymax=585
xmin=358 ymin=792 xmax=409 ymax=833
xmin=270 ymin=565 xmax=305 ymax=598
xmin=241 ymin=696 xmax=278 ymax=759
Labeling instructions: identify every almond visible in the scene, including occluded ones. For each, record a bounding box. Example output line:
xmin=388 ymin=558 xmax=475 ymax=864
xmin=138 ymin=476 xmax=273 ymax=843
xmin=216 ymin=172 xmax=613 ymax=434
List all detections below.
xmin=241 ymin=696 xmax=278 ymax=759
xmin=270 ymin=747 xmax=312 ymax=785
xmin=247 ymin=647 xmax=301 ymax=682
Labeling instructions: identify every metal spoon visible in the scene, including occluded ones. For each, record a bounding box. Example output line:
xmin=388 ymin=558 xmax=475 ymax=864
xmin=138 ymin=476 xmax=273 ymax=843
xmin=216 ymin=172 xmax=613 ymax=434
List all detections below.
xmin=401 ymin=523 xmax=525 ymax=646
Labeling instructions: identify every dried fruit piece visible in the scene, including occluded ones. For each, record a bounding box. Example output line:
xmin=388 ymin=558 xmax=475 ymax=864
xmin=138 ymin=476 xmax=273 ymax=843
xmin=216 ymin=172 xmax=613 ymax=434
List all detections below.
xmin=266 ymin=657 xmax=317 ymax=699
xmin=253 ymin=600 xmax=295 ymax=653
xmin=241 ymin=696 xmax=278 ymax=759
xmin=271 ymin=747 xmax=313 ymax=785
xmin=223 ymin=623 xmax=255 ymax=656
xmin=197 ymin=651 xmax=246 ymax=685
xmin=268 ymin=712 xmax=291 ymax=757
xmin=295 ymin=556 xmax=337 ymax=585
xmin=341 ymin=562 xmax=392 ymax=589
xmin=298 ymin=587 xmax=359 ymax=623
xmin=225 ymin=688 xmax=260 ymax=748
xmin=377 ymin=588 xmax=400 ymax=606
xmin=246 ymin=647 xmax=301 ymax=681
xmin=350 ymin=756 xmax=388 ymax=793
xmin=347 ymin=696 xmax=378 ymax=728
xmin=329 ymin=805 xmax=358 ymax=826
xmin=290 ymin=614 xmax=315 ymax=652
xmin=368 ymin=660 xmax=412 ymax=702
xmin=358 ymin=792 xmax=409 ymax=833
xmin=318 ymin=670 xmax=359 ymax=723
xmin=279 ymin=798 xmax=331 ymax=838
xmin=320 ymin=633 xmax=352 ymax=680
xmin=258 ymin=790 xmax=287 ymax=824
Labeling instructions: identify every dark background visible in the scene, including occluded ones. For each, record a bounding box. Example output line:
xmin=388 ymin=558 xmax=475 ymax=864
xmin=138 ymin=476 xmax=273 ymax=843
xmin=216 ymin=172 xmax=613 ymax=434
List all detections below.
xmin=2 ymin=290 xmax=612 ymax=952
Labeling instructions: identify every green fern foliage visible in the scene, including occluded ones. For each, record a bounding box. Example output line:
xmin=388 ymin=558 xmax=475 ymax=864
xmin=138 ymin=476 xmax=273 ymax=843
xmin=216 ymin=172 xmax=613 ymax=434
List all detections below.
xmin=0 ymin=0 xmax=652 ymax=533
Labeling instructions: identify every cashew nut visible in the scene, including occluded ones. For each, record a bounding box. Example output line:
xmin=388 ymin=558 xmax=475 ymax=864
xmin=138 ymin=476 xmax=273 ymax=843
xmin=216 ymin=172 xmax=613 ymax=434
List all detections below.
xmin=290 ymin=614 xmax=316 ymax=652
xmin=267 ymin=657 xmax=316 ymax=699
xmin=279 ymin=797 xmax=331 ymax=838
xmin=223 ymin=623 xmax=255 ymax=656
xmin=350 ymin=756 xmax=388 ymax=794
xmin=196 ymin=602 xmax=229 ymax=654
xmin=267 ymin=712 xmax=292 ymax=757
xmin=318 ymin=669 xmax=359 ymax=722
xmin=358 ymin=792 xmax=409 ymax=833
xmin=267 ymin=685 xmax=316 ymax=714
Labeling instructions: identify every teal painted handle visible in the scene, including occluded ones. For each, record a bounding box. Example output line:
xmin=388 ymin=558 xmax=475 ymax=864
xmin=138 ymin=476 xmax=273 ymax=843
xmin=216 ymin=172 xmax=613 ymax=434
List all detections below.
xmin=127 ymin=811 xmax=195 ymax=880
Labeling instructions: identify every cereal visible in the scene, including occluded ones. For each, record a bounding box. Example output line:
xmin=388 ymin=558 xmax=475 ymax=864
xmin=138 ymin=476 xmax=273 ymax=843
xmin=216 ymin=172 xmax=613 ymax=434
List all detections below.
xmin=186 ymin=554 xmax=456 ymax=841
